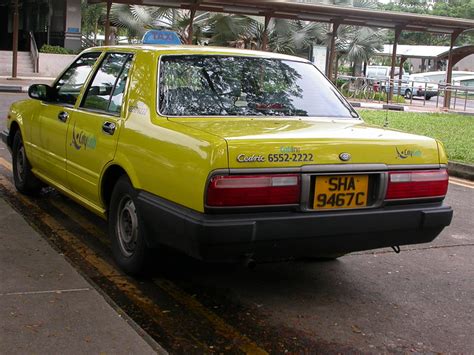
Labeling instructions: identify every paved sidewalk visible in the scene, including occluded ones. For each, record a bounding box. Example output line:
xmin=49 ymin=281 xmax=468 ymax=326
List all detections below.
xmin=0 ymin=197 xmax=163 ymax=354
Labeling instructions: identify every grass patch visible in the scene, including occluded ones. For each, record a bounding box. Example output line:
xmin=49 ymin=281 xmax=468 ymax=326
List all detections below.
xmin=358 ymin=109 xmax=474 ymax=164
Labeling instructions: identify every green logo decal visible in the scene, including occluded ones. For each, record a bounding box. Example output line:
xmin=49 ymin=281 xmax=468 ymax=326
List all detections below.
xmin=71 ymin=123 xmax=96 ymax=150
xmin=396 ymin=147 xmax=422 ymax=159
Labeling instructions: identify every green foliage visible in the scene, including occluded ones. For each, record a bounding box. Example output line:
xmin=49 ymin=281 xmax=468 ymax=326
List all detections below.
xmin=336 ymin=26 xmax=385 ymax=64
xmin=432 ymin=0 xmax=474 ymax=19
xmin=40 ymin=45 xmax=76 ymax=55
xmin=81 ymin=0 xmax=104 ymax=45
xmin=378 ymin=0 xmax=474 ymax=46
xmin=108 ymin=5 xmax=327 ymax=54
xmin=335 ymin=78 xmax=347 ymax=89
xmin=359 ymin=109 xmax=474 ymax=164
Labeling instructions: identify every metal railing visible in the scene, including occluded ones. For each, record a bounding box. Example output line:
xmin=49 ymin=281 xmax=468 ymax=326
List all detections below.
xmin=336 ymin=74 xmax=474 ymax=112
xmin=29 ymin=31 xmax=39 ymax=73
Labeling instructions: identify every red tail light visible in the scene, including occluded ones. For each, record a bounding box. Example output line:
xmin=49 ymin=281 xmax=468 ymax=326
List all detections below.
xmin=207 ymin=174 xmax=301 ymax=207
xmin=386 ymin=170 xmax=448 ymax=200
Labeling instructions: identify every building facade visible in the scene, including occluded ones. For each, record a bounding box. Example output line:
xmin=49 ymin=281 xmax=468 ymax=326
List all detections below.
xmin=0 ymin=0 xmax=82 ymax=52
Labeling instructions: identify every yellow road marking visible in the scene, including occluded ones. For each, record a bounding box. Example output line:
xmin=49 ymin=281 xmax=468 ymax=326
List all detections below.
xmin=0 ymin=173 xmax=268 ymax=354
xmin=449 ymin=177 xmax=474 ymax=189
xmin=0 ymin=157 xmax=12 ymax=171
xmin=155 ymin=279 xmax=268 ymax=355
xmin=48 ymin=198 xmax=110 ymax=245
xmin=47 ymin=195 xmax=267 ymax=353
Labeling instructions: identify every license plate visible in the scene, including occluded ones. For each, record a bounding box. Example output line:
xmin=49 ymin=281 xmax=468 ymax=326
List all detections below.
xmin=313 ymin=175 xmax=369 ymax=210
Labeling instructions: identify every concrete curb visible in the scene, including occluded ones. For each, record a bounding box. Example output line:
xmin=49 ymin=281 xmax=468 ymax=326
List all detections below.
xmin=448 ymin=161 xmax=474 ymax=181
xmin=350 ymin=101 xmax=406 ymax=111
xmin=0 ymin=85 xmax=23 ymax=93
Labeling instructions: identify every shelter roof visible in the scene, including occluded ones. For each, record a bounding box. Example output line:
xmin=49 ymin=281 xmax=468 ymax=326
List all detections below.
xmin=377 ymin=45 xmax=454 ymax=59
xmin=438 ymin=45 xmax=474 ymax=60
xmin=89 ymin=0 xmax=474 ymax=34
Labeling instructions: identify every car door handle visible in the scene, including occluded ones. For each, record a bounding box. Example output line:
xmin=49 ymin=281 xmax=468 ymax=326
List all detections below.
xmin=102 ymin=121 xmax=116 ymax=135
xmin=58 ymin=111 xmax=69 ymax=122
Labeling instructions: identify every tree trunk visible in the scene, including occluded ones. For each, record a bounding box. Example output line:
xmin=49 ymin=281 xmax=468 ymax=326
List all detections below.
xmin=334 ymin=55 xmax=340 ymax=81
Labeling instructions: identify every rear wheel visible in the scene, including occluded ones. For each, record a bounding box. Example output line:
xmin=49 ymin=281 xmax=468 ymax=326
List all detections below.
xmin=12 ymin=131 xmax=42 ymax=195
xmin=404 ymin=89 xmax=412 ymax=99
xmin=109 ymin=176 xmax=150 ymax=276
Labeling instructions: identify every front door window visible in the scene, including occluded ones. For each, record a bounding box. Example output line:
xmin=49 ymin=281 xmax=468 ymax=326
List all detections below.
xmin=54 ymin=52 xmax=101 ymax=106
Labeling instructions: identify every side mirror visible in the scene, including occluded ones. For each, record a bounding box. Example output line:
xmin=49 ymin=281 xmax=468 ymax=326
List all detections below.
xmin=28 ymin=84 xmax=55 ymax=101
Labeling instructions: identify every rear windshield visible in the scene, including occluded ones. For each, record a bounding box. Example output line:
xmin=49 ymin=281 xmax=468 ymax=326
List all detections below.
xmin=158 ymin=55 xmax=357 ymax=118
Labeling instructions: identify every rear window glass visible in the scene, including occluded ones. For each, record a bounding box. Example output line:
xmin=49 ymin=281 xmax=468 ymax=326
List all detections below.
xmin=158 ymin=55 xmax=357 ymax=118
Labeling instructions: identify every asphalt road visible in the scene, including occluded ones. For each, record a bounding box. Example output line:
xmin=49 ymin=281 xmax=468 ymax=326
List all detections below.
xmin=1 ymin=93 xmax=473 ymax=353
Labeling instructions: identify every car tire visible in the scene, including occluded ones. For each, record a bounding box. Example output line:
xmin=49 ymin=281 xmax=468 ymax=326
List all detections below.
xmin=426 ymin=96 xmax=432 ymax=100
xmin=12 ymin=130 xmax=42 ymax=195
xmin=109 ymin=175 xmax=150 ymax=276
xmin=404 ymin=89 xmax=412 ymax=99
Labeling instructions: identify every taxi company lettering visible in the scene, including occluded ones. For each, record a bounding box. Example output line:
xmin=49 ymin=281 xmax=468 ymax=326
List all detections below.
xmin=71 ymin=124 xmax=96 ymax=150
xmin=396 ymin=147 xmax=422 ymax=159
xmin=152 ymin=33 xmax=175 ymax=41
xmin=236 ymin=154 xmax=265 ymax=163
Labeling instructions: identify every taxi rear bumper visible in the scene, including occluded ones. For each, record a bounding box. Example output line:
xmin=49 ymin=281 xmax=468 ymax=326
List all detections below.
xmin=137 ymin=191 xmax=453 ymax=262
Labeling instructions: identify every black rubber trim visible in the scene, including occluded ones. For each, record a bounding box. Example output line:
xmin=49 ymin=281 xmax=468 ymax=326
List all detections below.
xmin=136 ymin=190 xmax=453 ymax=262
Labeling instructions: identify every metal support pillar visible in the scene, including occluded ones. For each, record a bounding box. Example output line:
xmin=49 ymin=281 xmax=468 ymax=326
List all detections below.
xmin=327 ymin=22 xmax=340 ymax=82
xmin=104 ymin=0 xmax=112 ymax=45
xmin=444 ymin=30 xmax=462 ymax=109
xmin=389 ymin=26 xmax=402 ymax=101
xmin=187 ymin=7 xmax=197 ymax=44
xmin=12 ymin=0 xmax=19 ymax=78
xmin=262 ymin=14 xmax=271 ymax=51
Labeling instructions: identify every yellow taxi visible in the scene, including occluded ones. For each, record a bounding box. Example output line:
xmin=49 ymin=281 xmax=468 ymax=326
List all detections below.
xmin=2 ymin=34 xmax=453 ymax=275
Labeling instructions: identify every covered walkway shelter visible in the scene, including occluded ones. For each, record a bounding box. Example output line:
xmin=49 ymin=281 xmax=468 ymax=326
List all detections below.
xmin=438 ymin=45 xmax=474 ymax=72
xmin=75 ymin=1 xmax=474 ymax=107
xmin=376 ymin=45 xmax=454 ymax=73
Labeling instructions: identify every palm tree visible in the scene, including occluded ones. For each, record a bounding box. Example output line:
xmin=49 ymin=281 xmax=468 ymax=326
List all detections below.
xmin=108 ymin=5 xmax=326 ymax=56
xmin=106 ymin=3 xmax=385 ymax=77
xmin=109 ymin=5 xmax=209 ymax=44
xmin=207 ymin=15 xmax=326 ymax=55
xmin=336 ymin=26 xmax=386 ymax=76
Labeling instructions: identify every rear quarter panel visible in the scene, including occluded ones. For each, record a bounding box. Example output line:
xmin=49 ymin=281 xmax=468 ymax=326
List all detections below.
xmin=112 ymin=50 xmax=228 ymax=213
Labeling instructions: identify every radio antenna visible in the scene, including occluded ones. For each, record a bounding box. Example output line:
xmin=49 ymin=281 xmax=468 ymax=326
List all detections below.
xmin=384 ymin=81 xmax=390 ymax=128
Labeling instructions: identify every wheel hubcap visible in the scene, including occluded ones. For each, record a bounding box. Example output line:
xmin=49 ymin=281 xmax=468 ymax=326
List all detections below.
xmin=116 ymin=196 xmax=138 ymax=257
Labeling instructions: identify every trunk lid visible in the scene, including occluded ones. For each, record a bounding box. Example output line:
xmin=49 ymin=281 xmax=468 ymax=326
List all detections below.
xmin=169 ymin=117 xmax=440 ymax=169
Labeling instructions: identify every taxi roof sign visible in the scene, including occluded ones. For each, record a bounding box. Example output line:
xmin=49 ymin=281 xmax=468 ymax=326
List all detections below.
xmin=142 ymin=30 xmax=181 ymax=45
